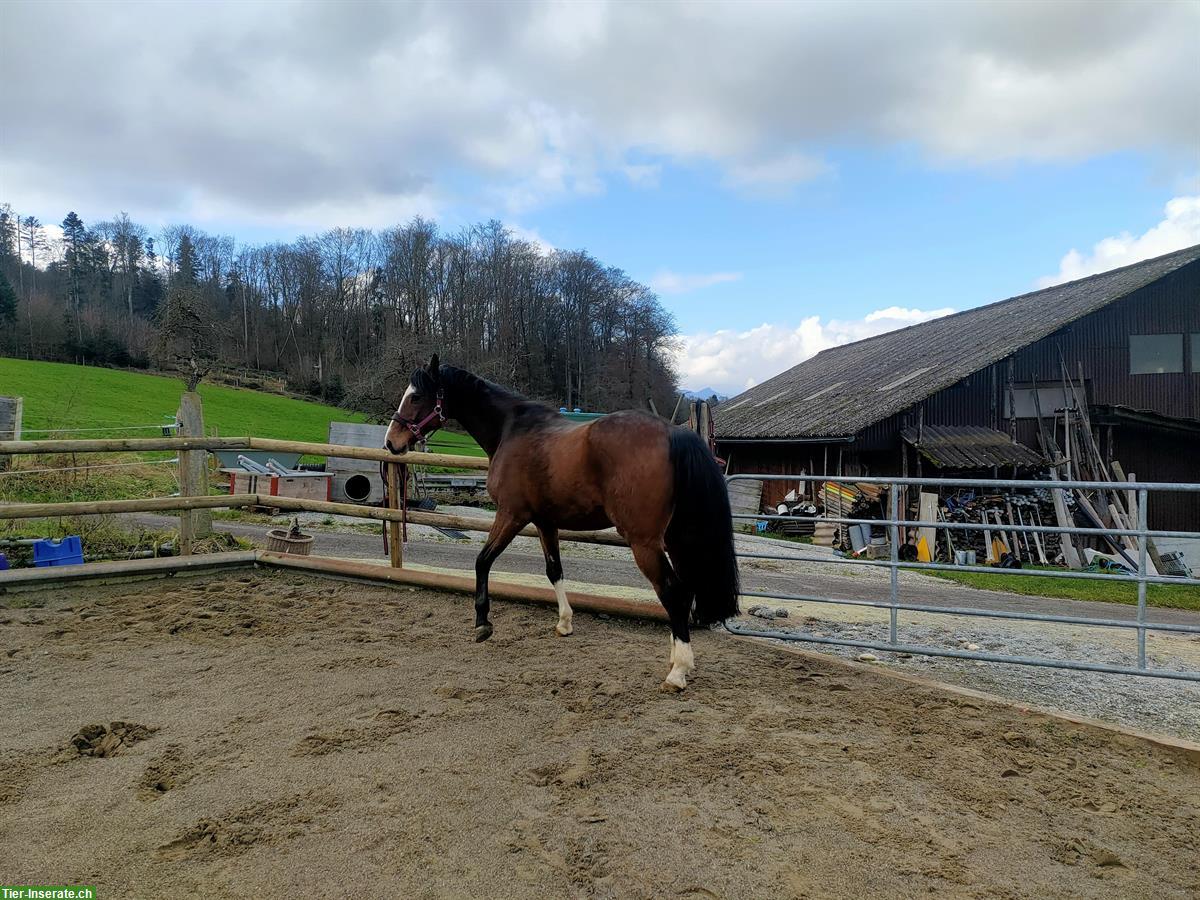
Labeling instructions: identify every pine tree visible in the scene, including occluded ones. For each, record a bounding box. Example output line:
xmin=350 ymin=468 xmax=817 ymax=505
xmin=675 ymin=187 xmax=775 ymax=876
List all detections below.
xmin=0 ymin=268 xmax=16 ymax=326
xmin=176 ymin=233 xmax=198 ymax=285
xmin=62 ymin=211 xmax=87 ymax=352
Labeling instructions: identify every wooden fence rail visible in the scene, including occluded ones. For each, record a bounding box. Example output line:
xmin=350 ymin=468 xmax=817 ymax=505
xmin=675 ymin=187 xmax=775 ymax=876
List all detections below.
xmin=0 ymin=492 xmax=626 ymax=548
xmin=0 ymin=494 xmax=261 ymax=520
xmin=0 ymin=436 xmax=490 ymax=470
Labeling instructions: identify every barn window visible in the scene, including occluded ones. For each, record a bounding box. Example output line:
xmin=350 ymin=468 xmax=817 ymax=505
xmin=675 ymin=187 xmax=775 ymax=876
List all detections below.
xmin=1005 ymin=386 xmax=1066 ymax=418
xmin=1129 ymin=334 xmax=1183 ymax=374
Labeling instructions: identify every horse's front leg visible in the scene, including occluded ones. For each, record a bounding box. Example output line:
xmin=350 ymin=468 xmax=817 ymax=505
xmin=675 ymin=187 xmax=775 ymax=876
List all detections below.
xmin=473 ymin=510 xmax=526 ymax=642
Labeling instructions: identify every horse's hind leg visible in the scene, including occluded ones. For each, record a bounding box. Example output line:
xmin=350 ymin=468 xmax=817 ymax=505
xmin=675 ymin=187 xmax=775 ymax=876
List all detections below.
xmin=537 ymin=525 xmax=572 ymax=636
xmin=473 ymin=510 xmax=526 ymax=642
xmin=629 ymin=541 xmax=694 ymax=691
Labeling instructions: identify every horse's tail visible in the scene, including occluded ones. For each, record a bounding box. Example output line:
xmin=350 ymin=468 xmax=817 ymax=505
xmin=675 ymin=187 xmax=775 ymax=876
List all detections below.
xmin=665 ymin=428 xmax=740 ymax=627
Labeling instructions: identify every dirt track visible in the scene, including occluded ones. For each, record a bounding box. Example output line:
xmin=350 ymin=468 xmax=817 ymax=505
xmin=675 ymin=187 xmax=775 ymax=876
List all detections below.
xmin=2 ymin=571 xmax=1198 ymax=898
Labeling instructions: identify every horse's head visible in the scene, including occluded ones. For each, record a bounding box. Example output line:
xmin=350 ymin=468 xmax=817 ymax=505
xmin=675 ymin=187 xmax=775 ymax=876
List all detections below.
xmin=384 ymin=354 xmax=446 ymax=454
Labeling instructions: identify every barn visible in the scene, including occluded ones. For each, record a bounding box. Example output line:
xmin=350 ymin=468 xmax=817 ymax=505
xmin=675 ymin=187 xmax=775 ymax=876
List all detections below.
xmin=715 ymin=244 xmax=1200 ymax=530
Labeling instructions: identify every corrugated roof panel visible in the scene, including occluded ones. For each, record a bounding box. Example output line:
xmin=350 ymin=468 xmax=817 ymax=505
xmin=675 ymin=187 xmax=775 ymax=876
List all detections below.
xmin=900 ymin=425 xmax=1046 ymax=469
xmin=714 ymin=245 xmax=1200 ymax=439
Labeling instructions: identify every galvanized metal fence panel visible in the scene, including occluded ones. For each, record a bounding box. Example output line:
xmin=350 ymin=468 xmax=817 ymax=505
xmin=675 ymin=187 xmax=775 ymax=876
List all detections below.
xmin=726 ymin=473 xmax=1200 ymax=682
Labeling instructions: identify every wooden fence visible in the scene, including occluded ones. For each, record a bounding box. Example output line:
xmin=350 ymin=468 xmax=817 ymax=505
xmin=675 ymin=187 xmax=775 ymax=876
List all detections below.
xmin=0 ymin=435 xmax=624 ymax=555
xmin=0 ymin=435 xmax=656 ymax=623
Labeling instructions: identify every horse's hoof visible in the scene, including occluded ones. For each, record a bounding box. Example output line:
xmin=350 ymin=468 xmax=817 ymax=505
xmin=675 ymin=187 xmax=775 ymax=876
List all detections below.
xmin=474 ymin=624 xmax=494 ymax=643
xmin=659 ymin=678 xmax=686 ymax=693
xmin=555 ymin=623 xmax=573 ymax=637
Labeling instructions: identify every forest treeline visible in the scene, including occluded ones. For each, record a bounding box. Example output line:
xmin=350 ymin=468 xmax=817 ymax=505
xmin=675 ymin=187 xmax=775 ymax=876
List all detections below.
xmin=0 ymin=205 xmax=680 ymax=417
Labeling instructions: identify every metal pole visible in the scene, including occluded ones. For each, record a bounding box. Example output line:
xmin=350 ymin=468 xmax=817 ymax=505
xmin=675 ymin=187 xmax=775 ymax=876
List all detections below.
xmin=889 ymin=482 xmax=899 ymax=644
xmin=1137 ymin=488 xmax=1148 ymax=669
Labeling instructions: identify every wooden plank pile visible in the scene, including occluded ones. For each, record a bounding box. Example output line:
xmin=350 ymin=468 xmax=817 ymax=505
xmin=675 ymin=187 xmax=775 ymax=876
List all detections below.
xmin=810 ymin=481 xmax=887 ymax=550
xmin=728 ymin=478 xmax=764 ymax=533
xmin=1024 ymin=362 xmax=1165 ymax=573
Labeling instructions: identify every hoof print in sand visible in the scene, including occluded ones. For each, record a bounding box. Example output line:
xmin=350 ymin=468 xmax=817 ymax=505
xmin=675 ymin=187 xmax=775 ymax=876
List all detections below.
xmin=138 ymin=745 xmax=193 ymax=799
xmin=157 ymin=793 xmax=336 ymax=860
xmin=67 ymin=721 xmax=157 ymax=758
xmin=292 ymin=708 xmax=415 ymax=757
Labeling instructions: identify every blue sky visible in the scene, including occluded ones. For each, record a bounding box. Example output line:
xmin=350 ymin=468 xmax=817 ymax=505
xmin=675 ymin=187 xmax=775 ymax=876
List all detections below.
xmin=523 ymin=150 xmax=1183 ymax=332
xmin=4 ymin=1 xmax=1197 ymax=395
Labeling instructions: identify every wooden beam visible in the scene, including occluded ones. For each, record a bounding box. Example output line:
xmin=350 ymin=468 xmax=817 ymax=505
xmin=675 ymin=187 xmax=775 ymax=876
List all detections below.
xmin=0 ymin=436 xmax=489 ymax=471
xmin=256 ymin=552 xmax=667 ymax=622
xmin=248 ymin=438 xmax=490 ymax=469
xmin=0 ymin=493 xmax=260 ymax=521
xmin=0 ymin=436 xmax=250 ymax=455
xmin=0 ymin=550 xmax=257 ymax=589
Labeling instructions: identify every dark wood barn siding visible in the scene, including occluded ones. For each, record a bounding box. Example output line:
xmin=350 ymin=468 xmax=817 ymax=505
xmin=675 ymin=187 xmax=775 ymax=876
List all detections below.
xmin=722 ymin=262 xmax=1199 ymax=526
xmin=1008 ymin=263 xmax=1199 ymax=419
xmin=1106 ymin=425 xmax=1200 ymax=531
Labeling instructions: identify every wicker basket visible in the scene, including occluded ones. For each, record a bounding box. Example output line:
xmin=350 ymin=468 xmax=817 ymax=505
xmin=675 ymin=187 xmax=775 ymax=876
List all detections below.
xmin=265 ymin=527 xmax=315 ymax=556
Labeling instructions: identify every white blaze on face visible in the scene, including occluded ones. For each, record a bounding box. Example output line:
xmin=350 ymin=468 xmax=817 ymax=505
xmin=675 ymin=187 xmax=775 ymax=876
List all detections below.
xmin=398 ymin=384 xmax=415 ymax=417
xmin=386 ymin=384 xmax=416 ymax=451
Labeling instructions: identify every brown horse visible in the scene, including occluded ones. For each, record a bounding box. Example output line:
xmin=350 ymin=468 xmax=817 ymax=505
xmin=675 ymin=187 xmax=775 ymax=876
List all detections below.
xmin=384 ymin=355 xmax=739 ymax=691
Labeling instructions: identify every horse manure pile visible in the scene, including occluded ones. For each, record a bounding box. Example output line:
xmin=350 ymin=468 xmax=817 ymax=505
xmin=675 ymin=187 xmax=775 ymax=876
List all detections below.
xmin=67 ymin=721 xmax=157 ymax=758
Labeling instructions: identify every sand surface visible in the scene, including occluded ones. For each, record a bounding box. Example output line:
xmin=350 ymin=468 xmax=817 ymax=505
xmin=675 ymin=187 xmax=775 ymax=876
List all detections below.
xmin=2 ymin=571 xmax=1198 ymax=898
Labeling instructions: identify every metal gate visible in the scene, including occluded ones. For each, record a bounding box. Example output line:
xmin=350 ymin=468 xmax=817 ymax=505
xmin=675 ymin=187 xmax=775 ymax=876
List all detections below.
xmin=726 ymin=474 xmax=1200 ymax=682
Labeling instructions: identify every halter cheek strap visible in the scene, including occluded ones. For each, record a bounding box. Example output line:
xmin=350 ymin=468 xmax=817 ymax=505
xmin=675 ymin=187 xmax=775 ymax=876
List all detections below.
xmin=390 ymin=390 xmax=446 ymax=439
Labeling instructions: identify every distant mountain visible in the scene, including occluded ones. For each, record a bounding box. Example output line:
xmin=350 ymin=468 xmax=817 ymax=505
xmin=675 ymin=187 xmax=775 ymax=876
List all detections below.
xmin=682 ymin=387 xmax=729 ymax=402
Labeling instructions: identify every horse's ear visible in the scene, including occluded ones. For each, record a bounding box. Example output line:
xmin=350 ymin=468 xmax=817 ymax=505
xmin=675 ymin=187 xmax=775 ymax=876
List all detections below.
xmin=428 ymin=354 xmax=440 ymax=381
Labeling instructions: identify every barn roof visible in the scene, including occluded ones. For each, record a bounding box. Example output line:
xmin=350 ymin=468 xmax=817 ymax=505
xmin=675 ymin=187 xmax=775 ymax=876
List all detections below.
xmin=715 ymin=244 xmax=1200 ymax=440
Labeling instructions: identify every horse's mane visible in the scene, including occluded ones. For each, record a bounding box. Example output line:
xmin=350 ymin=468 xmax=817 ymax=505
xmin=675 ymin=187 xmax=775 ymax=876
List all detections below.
xmin=412 ymin=364 xmax=526 ymax=408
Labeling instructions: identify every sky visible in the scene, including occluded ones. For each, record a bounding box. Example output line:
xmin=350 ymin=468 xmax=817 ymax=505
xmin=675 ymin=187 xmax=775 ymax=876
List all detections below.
xmin=2 ymin=0 xmax=1198 ymax=396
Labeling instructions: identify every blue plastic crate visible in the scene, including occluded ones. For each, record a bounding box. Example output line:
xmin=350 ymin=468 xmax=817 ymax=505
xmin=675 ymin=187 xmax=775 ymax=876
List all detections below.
xmin=0 ymin=552 xmax=9 ymax=571
xmin=33 ymin=536 xmax=84 ymax=567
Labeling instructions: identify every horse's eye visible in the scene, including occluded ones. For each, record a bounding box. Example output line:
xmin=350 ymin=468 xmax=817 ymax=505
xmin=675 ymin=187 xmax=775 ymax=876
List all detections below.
xmin=410 ymin=394 xmax=422 ymax=403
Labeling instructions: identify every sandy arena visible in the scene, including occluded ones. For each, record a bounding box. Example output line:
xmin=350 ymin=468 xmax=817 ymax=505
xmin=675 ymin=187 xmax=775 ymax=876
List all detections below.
xmin=2 ymin=570 xmax=1198 ymax=898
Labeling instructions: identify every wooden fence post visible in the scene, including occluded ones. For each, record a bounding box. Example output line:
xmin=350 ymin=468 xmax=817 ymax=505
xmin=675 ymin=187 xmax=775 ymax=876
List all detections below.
xmin=0 ymin=396 xmax=22 ymax=472
xmin=177 ymin=392 xmax=213 ymax=554
xmin=386 ymin=463 xmax=403 ymax=568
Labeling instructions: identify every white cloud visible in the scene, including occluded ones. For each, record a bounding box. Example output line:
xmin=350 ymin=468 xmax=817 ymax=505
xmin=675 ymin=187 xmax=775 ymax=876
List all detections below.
xmin=674 ymin=306 xmax=955 ymax=395
xmin=2 ymin=1 xmax=1195 ymax=225
xmin=721 ymin=152 xmax=832 ymax=194
xmin=650 ymin=270 xmax=742 ymax=295
xmin=506 ymin=223 xmax=556 ymax=255
xmin=1038 ymin=195 xmax=1200 ymax=287
xmin=621 ymin=163 xmax=662 ymax=188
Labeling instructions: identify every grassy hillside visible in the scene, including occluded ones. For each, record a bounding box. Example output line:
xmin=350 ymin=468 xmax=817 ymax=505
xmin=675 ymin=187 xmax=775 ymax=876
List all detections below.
xmin=0 ymin=357 xmax=369 ymax=441
xmin=0 ymin=358 xmax=484 ymax=508
xmin=0 ymin=358 xmax=486 ymax=456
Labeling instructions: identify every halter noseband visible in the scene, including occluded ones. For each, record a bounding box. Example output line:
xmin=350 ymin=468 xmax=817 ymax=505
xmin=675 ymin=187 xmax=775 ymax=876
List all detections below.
xmin=390 ymin=389 xmax=446 ymax=440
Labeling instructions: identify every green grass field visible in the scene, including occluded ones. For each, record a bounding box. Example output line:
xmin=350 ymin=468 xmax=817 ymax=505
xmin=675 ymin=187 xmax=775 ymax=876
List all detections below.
xmin=0 ymin=357 xmax=369 ymax=441
xmin=0 ymin=357 xmax=484 ymax=451
xmin=0 ymin=358 xmax=484 ymax=507
xmin=926 ymin=565 xmax=1200 ymax=611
